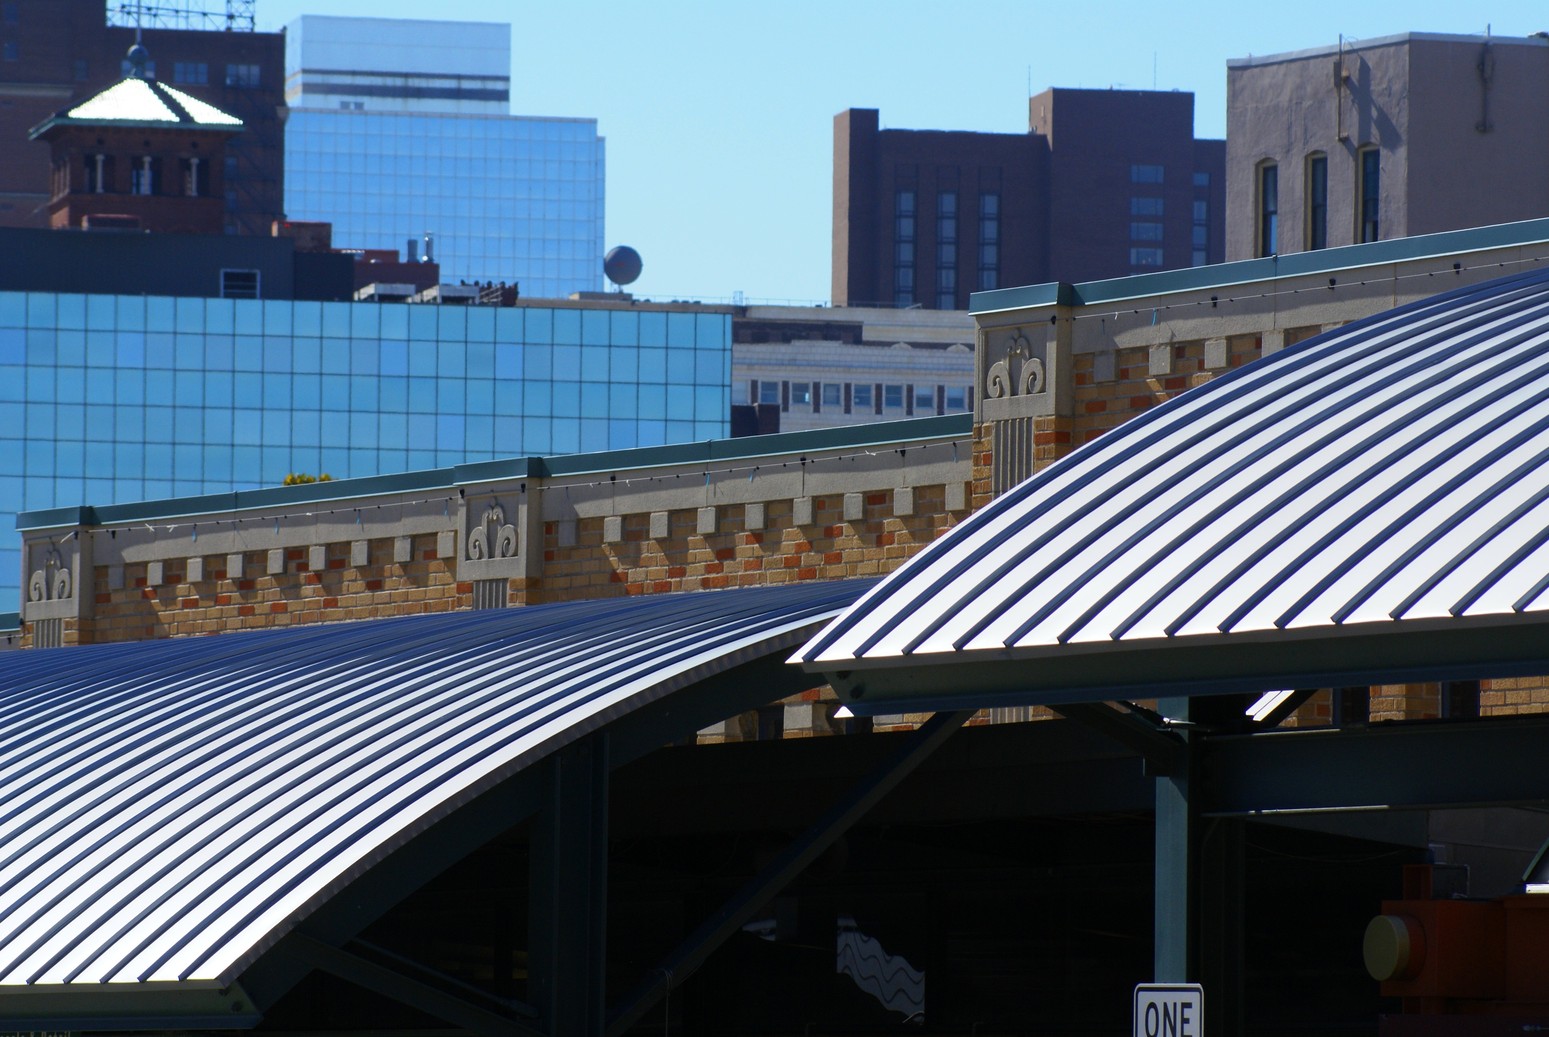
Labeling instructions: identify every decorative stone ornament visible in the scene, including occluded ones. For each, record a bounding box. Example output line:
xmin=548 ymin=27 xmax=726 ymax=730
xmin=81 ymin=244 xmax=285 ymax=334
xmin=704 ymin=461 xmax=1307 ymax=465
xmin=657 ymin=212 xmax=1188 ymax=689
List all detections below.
xmin=986 ymin=331 xmax=1046 ymax=399
xmin=467 ymin=503 xmax=518 ymax=560
xmin=28 ymin=546 xmax=71 ymax=603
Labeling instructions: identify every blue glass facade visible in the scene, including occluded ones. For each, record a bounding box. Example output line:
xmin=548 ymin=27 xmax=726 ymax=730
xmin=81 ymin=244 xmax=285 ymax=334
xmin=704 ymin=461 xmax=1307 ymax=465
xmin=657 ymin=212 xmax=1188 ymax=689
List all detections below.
xmin=284 ymin=109 xmax=606 ymax=295
xmin=0 ymin=292 xmax=731 ymax=609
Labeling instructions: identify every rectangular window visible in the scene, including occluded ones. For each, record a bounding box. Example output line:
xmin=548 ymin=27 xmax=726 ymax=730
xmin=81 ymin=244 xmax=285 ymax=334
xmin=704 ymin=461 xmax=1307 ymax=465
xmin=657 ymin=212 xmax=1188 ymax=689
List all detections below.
xmin=1130 ymin=197 xmax=1164 ymax=216
xmin=821 ymin=383 xmax=842 ymax=408
xmin=1 ymin=40 xmax=16 ymax=61
xmin=936 ymin=267 xmax=956 ymax=310
xmin=130 ymin=157 xmax=157 ymax=196
xmin=180 ymin=156 xmax=209 ymax=197
xmin=1130 ymin=247 xmax=1164 ymax=267
xmin=220 ymin=269 xmax=260 ymax=300
xmin=978 ymin=192 xmax=999 ymax=291
xmin=73 ymin=58 xmax=89 ymax=81
xmin=225 ymin=63 xmax=260 ymax=88
xmin=945 ymin=386 xmax=967 ymax=411
xmin=1360 ymin=148 xmax=1380 ymax=243
xmin=936 ymin=191 xmax=957 ymax=309
xmin=1307 ymin=154 xmax=1328 ymax=250
xmin=883 ymin=384 xmax=904 ymax=410
xmin=1131 ymin=164 xmax=1164 ymax=184
xmin=1192 ymin=198 xmax=1210 ymax=267
xmin=852 ymin=383 xmax=873 ymax=411
xmin=1192 ymin=171 xmax=1211 ymax=187
xmin=173 ymin=61 xmax=208 ymax=85
xmin=1130 ymin=222 xmax=1164 ymax=242
xmin=894 ymin=189 xmax=916 ymax=307
xmin=1 ymin=3 xmax=17 ymax=23
xmin=913 ymin=385 xmax=936 ymax=413
xmin=790 ymin=382 xmax=813 ymax=408
xmin=758 ymin=380 xmax=779 ymax=405
xmin=1257 ymin=164 xmax=1278 ymax=258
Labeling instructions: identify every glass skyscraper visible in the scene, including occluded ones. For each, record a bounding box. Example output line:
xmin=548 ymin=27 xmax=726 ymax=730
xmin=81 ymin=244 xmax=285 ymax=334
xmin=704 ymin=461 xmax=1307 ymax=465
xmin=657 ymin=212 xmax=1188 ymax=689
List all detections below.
xmin=0 ymin=291 xmax=731 ymax=610
xmin=282 ymin=16 xmax=605 ymax=294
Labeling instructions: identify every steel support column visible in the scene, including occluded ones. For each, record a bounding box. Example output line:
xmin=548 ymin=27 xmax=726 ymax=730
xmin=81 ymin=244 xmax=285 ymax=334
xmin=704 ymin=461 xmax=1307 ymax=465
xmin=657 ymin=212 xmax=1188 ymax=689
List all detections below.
xmin=1199 ymin=818 xmax=1245 ymax=1034
xmin=528 ymin=732 xmax=609 ymax=1037
xmin=1153 ymin=695 xmax=1195 ymax=983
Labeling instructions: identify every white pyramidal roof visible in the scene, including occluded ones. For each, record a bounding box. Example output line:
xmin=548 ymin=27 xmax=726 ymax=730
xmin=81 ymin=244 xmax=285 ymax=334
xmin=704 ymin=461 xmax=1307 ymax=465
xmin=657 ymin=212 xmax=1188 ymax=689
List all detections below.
xmin=800 ymin=267 xmax=1549 ymax=677
xmin=57 ymin=78 xmax=241 ymax=127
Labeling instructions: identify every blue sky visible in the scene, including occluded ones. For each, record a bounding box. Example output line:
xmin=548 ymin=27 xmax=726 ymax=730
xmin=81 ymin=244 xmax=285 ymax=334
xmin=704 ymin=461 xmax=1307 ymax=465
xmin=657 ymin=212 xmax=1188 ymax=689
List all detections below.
xmin=255 ymin=1 xmax=1549 ymax=304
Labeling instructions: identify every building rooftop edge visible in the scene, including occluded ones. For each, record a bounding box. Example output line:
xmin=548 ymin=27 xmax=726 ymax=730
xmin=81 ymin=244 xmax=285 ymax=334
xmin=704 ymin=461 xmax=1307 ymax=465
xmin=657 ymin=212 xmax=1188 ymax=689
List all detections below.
xmin=285 ymin=14 xmax=511 ymax=30
xmin=1226 ymin=30 xmax=1549 ymax=69
xmin=970 ymin=217 xmax=1549 ymax=315
xmin=16 ymin=415 xmax=973 ymax=531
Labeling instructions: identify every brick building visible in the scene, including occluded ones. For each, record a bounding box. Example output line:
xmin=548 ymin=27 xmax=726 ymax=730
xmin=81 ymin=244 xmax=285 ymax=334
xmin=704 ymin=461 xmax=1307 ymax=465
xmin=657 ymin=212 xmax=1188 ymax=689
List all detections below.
xmin=832 ymin=90 xmax=1226 ymax=309
xmin=28 ymin=41 xmax=242 ymax=234
xmin=0 ymin=0 xmax=283 ymax=234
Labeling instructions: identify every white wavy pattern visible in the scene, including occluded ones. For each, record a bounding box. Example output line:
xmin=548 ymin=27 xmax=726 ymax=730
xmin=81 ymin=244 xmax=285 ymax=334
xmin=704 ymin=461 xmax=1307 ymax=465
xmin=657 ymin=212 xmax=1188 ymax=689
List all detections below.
xmin=803 ymin=266 xmax=1549 ymax=665
xmin=836 ymin=916 xmax=924 ymax=1020
xmin=0 ymin=582 xmax=864 ymax=988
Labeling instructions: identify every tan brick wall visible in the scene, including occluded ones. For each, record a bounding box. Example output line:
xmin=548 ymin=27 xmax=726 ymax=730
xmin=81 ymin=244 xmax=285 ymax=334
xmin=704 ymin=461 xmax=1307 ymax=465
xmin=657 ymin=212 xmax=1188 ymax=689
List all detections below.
xmin=1069 ymin=334 xmax=1264 ymax=448
xmin=79 ymin=534 xmax=469 ymax=643
xmin=540 ymin=487 xmax=962 ymax=601
xmin=57 ymin=485 xmax=971 ymax=645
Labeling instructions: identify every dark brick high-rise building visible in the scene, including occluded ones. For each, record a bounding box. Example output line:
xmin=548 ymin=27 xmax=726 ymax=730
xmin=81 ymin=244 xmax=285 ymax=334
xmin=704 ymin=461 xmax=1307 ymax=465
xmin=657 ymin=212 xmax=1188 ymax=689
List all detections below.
xmin=0 ymin=0 xmax=283 ymax=235
xmin=834 ymin=89 xmax=1226 ymax=309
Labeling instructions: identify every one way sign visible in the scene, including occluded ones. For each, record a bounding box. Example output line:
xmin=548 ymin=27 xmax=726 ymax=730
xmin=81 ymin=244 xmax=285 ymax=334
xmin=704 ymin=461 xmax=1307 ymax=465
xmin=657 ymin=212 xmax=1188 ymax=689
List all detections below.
xmin=1133 ymin=983 xmax=1202 ymax=1037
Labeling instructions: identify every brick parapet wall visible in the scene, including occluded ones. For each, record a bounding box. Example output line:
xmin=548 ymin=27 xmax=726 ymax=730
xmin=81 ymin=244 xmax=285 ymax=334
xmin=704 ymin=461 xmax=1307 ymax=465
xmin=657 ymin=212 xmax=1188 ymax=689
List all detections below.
xmin=82 ymin=534 xmax=468 ymax=642
xmin=38 ymin=480 xmax=971 ymax=645
xmin=542 ymin=487 xmax=960 ymax=601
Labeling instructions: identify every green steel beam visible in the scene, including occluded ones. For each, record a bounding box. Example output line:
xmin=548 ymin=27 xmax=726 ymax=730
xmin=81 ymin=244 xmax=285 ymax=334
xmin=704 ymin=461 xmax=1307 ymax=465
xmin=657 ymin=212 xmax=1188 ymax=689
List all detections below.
xmin=276 ymin=933 xmax=544 ymax=1037
xmin=604 ymin=709 xmax=975 ymax=1037
xmin=826 ymin=617 xmax=1549 ymax=715
xmin=1199 ymin=713 xmax=1549 ymax=815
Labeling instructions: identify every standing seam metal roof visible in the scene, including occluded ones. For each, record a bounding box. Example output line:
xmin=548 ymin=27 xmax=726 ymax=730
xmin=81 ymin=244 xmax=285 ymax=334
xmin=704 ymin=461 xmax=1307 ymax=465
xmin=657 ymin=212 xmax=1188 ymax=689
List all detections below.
xmin=800 ymin=267 xmax=1549 ymax=668
xmin=0 ymin=581 xmax=865 ymax=988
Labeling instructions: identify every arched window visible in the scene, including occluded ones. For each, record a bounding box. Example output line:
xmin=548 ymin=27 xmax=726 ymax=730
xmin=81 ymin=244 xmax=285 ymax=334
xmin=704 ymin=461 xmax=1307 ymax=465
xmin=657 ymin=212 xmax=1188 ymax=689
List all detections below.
xmin=1305 ymin=152 xmax=1328 ymax=250
xmin=1256 ymin=161 xmax=1278 ymax=258
xmin=1357 ymin=145 xmax=1380 ymax=243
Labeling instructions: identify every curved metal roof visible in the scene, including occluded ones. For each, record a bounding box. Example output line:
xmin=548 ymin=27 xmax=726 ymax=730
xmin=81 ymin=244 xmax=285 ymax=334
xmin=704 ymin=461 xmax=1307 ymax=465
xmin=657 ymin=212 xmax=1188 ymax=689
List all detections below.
xmin=800 ymin=268 xmax=1549 ymax=696
xmin=0 ymin=581 xmax=862 ymax=989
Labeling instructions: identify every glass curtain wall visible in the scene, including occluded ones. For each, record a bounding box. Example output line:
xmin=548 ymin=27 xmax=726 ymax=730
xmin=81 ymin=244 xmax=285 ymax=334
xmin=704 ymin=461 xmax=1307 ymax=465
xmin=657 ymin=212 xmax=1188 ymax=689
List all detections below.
xmin=0 ymin=292 xmax=730 ymax=609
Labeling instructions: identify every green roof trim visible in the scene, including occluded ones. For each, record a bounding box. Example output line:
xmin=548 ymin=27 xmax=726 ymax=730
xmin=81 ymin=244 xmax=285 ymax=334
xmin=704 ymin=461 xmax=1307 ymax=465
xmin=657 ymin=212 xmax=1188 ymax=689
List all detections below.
xmin=0 ymin=612 xmax=18 ymax=632
xmin=15 ymin=416 xmax=973 ymax=531
xmin=17 ymin=469 xmax=455 ymax=531
xmin=970 ymin=217 xmax=1549 ymax=315
xmin=968 ymin=280 xmax=1075 ymax=314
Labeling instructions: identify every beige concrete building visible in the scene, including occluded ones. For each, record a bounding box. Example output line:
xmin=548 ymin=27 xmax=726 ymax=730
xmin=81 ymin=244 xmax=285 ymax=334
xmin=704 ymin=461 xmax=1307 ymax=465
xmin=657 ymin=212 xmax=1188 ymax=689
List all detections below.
xmin=1226 ymin=32 xmax=1549 ymax=262
xmin=733 ymin=304 xmax=975 ymax=433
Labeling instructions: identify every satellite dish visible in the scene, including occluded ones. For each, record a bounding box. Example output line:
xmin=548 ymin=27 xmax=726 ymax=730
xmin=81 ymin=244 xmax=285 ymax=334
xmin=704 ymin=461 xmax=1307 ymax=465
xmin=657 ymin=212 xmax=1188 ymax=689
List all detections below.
xmin=604 ymin=245 xmax=643 ymax=287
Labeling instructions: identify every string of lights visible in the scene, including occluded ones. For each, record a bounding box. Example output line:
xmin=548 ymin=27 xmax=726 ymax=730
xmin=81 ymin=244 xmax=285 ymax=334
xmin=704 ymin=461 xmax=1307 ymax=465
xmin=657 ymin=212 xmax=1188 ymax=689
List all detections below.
xmin=74 ymin=437 xmax=973 ymax=540
xmin=1052 ymin=251 xmax=1549 ymax=326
